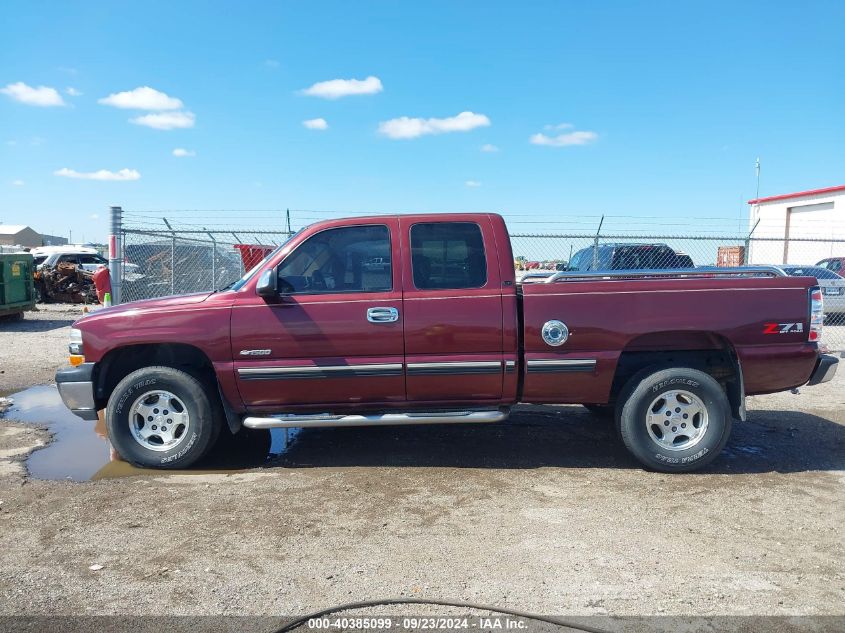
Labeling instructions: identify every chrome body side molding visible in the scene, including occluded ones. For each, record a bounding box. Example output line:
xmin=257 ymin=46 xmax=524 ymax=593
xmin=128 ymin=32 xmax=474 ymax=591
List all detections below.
xmin=526 ymin=359 xmax=597 ymax=373
xmin=238 ymin=363 xmax=403 ymax=380
xmin=406 ymin=361 xmax=502 ymax=376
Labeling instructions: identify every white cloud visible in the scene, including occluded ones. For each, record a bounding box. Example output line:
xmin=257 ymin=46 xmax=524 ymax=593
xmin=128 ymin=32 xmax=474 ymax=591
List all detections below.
xmin=544 ymin=123 xmax=574 ymax=131
xmin=300 ymin=76 xmax=383 ymax=99
xmin=131 ymin=111 xmax=195 ymax=130
xmin=303 ymin=117 xmax=328 ymax=130
xmin=54 ymin=167 xmax=141 ymax=181
xmin=172 ymin=147 xmax=196 ymax=157
xmin=465 ymin=180 xmax=481 ymax=188
xmin=98 ymin=86 xmax=183 ymax=110
xmin=6 ymin=140 xmax=16 ymax=146
xmin=11 ymin=179 xmax=24 ymax=186
xmin=530 ymin=129 xmax=598 ymax=147
xmin=65 ymin=87 xmax=82 ymax=96
xmin=0 ymin=82 xmax=65 ymax=107
xmin=58 ymin=66 xmax=78 ymax=75
xmin=378 ymin=111 xmax=491 ymax=140
xmin=265 ymin=59 xmax=280 ymax=68
xmin=480 ymin=143 xmax=499 ymax=153
xmin=90 ymin=213 xmax=99 ymax=220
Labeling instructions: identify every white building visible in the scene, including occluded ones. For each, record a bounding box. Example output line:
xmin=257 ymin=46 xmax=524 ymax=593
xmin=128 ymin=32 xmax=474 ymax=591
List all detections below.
xmin=747 ymin=184 xmax=845 ymax=265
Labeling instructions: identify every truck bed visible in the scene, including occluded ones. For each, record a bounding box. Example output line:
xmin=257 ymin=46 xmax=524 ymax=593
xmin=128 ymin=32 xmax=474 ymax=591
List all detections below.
xmin=519 ymin=271 xmax=819 ymax=402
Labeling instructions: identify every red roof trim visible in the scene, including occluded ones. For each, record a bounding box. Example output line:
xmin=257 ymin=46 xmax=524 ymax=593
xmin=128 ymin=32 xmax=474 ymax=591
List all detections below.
xmin=748 ymin=184 xmax=845 ymax=205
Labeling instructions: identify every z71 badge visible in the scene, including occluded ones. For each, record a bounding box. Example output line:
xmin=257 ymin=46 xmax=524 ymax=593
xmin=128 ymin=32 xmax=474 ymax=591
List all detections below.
xmin=763 ymin=322 xmax=804 ymax=335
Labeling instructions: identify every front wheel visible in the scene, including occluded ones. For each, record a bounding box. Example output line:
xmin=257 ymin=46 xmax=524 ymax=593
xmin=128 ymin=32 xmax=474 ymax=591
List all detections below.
xmin=616 ymin=367 xmax=732 ymax=473
xmin=106 ymin=366 xmax=222 ymax=469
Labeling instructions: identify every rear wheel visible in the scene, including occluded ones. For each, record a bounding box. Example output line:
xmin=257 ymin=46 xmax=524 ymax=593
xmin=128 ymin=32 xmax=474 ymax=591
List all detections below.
xmin=106 ymin=366 xmax=222 ymax=469
xmin=616 ymin=367 xmax=732 ymax=473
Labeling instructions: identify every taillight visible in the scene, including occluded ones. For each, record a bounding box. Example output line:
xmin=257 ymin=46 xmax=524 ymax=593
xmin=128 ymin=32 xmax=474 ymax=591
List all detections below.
xmin=809 ymin=286 xmax=824 ymax=342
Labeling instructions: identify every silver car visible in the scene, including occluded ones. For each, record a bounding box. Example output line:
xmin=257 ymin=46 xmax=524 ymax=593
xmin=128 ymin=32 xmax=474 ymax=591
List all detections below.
xmin=779 ymin=265 xmax=845 ymax=314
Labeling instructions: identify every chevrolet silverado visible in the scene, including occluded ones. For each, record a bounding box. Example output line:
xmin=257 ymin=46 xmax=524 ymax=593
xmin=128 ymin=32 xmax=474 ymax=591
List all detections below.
xmin=56 ymin=213 xmax=838 ymax=472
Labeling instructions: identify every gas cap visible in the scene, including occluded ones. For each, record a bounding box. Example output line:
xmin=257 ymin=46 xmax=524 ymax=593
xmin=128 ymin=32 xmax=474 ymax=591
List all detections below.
xmin=542 ymin=320 xmax=569 ymax=346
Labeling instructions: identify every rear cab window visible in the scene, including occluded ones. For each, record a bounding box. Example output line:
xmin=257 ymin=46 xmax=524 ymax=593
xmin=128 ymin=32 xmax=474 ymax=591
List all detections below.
xmin=410 ymin=222 xmax=487 ymax=290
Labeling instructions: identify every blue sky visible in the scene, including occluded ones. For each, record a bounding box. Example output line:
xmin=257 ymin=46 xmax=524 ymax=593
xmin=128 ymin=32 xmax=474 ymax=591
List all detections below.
xmin=2 ymin=0 xmax=844 ymax=242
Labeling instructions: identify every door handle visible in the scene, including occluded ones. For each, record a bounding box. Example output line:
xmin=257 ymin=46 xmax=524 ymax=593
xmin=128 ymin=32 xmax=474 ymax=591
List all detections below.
xmin=367 ymin=307 xmax=399 ymax=323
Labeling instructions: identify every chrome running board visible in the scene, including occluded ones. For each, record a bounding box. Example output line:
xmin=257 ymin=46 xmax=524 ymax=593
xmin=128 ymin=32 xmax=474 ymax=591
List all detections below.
xmin=242 ymin=408 xmax=510 ymax=429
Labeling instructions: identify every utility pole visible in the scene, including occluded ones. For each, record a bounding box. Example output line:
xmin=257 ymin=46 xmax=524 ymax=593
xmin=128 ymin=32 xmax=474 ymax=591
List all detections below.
xmin=746 ymin=158 xmax=762 ymax=265
xmin=752 ymin=157 xmax=761 ymax=226
xmin=286 ymin=209 xmax=292 ymax=236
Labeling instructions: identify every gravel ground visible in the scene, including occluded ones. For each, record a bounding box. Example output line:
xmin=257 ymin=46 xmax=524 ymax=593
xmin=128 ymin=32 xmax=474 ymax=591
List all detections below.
xmin=0 ymin=304 xmax=87 ymax=394
xmin=0 ymin=304 xmax=843 ymax=622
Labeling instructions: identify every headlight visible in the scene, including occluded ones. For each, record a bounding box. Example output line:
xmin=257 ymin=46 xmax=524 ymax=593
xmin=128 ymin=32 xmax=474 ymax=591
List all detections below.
xmin=68 ymin=328 xmax=84 ymax=364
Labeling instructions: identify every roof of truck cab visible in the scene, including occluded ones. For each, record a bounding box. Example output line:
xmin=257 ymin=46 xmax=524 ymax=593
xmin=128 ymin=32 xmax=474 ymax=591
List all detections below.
xmin=306 ymin=212 xmax=506 ymax=229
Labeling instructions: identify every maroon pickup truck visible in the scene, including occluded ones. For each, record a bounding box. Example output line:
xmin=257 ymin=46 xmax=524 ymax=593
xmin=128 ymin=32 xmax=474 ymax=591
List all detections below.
xmin=56 ymin=213 xmax=837 ymax=472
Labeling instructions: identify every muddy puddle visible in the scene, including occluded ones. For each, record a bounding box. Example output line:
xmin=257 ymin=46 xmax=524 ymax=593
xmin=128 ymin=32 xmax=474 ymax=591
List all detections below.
xmin=1 ymin=385 xmax=297 ymax=481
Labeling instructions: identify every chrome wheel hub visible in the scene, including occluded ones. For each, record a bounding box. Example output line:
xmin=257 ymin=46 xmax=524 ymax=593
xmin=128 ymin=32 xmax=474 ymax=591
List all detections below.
xmin=128 ymin=390 xmax=190 ymax=452
xmin=645 ymin=389 xmax=709 ymax=451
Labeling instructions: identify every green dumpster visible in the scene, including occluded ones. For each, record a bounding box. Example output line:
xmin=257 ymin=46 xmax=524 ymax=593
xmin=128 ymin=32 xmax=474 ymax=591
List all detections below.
xmin=0 ymin=253 xmax=36 ymax=319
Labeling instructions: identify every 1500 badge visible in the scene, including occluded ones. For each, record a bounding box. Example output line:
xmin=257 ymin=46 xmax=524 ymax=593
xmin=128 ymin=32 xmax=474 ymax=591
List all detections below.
xmin=240 ymin=349 xmax=272 ymax=356
xmin=763 ymin=322 xmax=804 ymax=334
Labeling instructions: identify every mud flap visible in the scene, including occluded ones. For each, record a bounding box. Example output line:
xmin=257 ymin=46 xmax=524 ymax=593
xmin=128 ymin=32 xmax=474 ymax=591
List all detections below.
xmin=726 ymin=351 xmax=746 ymax=422
xmin=217 ymin=383 xmax=243 ymax=434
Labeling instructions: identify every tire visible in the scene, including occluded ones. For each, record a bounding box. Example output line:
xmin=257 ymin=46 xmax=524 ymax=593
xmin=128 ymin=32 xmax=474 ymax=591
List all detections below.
xmin=106 ymin=366 xmax=223 ymax=469
xmin=616 ymin=367 xmax=732 ymax=473
xmin=582 ymin=403 xmax=614 ymax=418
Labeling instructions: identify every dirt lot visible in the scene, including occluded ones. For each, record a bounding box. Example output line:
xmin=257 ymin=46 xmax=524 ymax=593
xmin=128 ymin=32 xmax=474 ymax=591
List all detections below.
xmin=0 ymin=305 xmax=843 ymax=622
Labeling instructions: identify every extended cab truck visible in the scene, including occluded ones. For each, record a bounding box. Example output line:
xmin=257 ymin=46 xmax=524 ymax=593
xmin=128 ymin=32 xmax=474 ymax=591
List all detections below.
xmin=55 ymin=214 xmax=838 ymax=472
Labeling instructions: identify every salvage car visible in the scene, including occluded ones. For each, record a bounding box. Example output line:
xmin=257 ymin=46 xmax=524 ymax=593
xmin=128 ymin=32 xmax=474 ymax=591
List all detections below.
xmin=56 ymin=213 xmax=837 ymax=473
xmin=34 ymin=247 xmax=141 ymax=276
xmin=568 ymin=243 xmax=694 ymax=271
xmin=816 ymin=256 xmax=845 ymax=275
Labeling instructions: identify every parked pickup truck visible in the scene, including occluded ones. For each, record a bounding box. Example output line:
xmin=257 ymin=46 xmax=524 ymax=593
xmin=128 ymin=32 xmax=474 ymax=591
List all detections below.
xmin=56 ymin=213 xmax=838 ymax=472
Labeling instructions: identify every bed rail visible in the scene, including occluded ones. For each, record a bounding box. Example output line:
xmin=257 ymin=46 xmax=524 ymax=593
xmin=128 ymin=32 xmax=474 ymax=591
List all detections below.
xmin=519 ymin=265 xmax=787 ymax=284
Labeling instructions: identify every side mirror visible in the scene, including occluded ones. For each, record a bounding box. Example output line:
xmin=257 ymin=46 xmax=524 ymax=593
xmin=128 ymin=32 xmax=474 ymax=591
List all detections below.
xmin=256 ymin=268 xmax=277 ymax=298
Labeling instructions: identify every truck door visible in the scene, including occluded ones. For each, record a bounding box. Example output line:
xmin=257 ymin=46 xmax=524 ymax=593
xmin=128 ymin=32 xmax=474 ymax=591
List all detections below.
xmin=400 ymin=217 xmax=505 ymax=402
xmin=231 ymin=220 xmax=405 ymax=409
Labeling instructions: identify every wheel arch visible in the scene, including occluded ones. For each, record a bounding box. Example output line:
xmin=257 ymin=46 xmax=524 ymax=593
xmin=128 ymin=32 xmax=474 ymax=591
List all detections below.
xmin=611 ymin=330 xmax=745 ymax=421
xmin=94 ymin=343 xmax=241 ymax=432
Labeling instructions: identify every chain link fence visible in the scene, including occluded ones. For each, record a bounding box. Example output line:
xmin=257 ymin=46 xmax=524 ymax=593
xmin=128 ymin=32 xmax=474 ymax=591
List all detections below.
xmin=121 ymin=228 xmax=292 ymax=301
xmin=117 ymin=210 xmax=845 ymax=350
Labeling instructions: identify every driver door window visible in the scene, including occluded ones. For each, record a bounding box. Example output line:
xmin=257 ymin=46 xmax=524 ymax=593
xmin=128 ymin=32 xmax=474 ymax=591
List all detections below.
xmin=277 ymin=225 xmax=392 ymax=294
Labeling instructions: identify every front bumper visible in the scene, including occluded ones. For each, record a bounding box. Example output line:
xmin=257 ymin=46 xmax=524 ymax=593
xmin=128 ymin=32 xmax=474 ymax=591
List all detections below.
xmin=55 ymin=362 xmax=99 ymax=420
xmin=807 ymin=354 xmax=838 ymax=386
